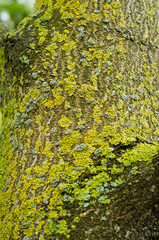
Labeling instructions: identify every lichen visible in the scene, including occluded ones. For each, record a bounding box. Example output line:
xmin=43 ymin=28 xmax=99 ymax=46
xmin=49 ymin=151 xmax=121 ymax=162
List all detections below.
xmin=0 ymin=0 xmax=159 ymax=239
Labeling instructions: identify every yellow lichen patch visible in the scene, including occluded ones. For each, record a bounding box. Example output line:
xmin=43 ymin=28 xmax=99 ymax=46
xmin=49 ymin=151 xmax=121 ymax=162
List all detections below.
xmin=105 ymin=29 xmax=113 ymax=36
xmin=42 ymin=99 xmax=54 ymax=109
xmin=117 ymin=100 xmax=124 ymax=109
xmin=38 ymin=126 xmax=44 ymax=132
xmin=39 ymin=36 xmax=46 ymax=46
xmin=48 ymin=210 xmax=58 ymax=219
xmin=103 ymin=56 xmax=112 ymax=65
xmin=103 ymin=3 xmax=111 ymax=11
xmin=93 ymin=50 xmax=104 ymax=59
xmin=102 ymin=124 xmax=136 ymax=146
xmin=59 ymin=131 xmax=82 ymax=154
xmin=64 ymin=101 xmax=71 ymax=110
xmin=76 ymin=1 xmax=88 ymax=18
xmin=152 ymin=115 xmax=158 ymax=125
xmin=26 ymin=129 xmax=33 ymax=137
xmin=52 ymin=32 xmax=67 ymax=43
xmin=116 ymin=131 xmax=136 ymax=146
xmin=42 ymin=141 xmax=54 ymax=158
xmin=62 ymin=41 xmax=76 ymax=54
xmin=77 ymin=119 xmax=85 ymax=125
xmin=84 ymin=128 xmax=103 ymax=146
xmin=99 ymin=142 xmax=115 ymax=159
xmin=102 ymin=125 xmax=117 ymax=138
xmin=148 ymin=7 xmax=156 ymax=22
xmin=73 ymin=150 xmax=94 ymax=167
xmin=24 ymin=138 xmax=31 ymax=150
xmin=38 ymin=28 xmax=48 ymax=45
xmin=34 ymin=0 xmax=52 ymax=10
xmin=118 ymin=143 xmax=158 ymax=166
xmin=20 ymin=128 xmax=25 ymax=139
xmin=58 ymin=116 xmax=72 ymax=128
xmin=44 ymin=127 xmax=50 ymax=134
xmin=24 ymin=167 xmax=32 ymax=177
xmin=74 ymin=108 xmax=82 ymax=119
xmin=116 ymin=43 xmax=127 ymax=54
xmin=35 ymin=138 xmax=42 ymax=154
xmin=46 ymin=43 xmax=57 ymax=55
xmin=112 ymin=1 xmax=121 ymax=9
xmin=52 ymin=0 xmax=65 ymax=9
xmin=67 ymin=61 xmax=76 ymax=70
xmin=111 ymin=164 xmax=124 ymax=174
xmin=106 ymin=107 xmax=117 ymax=120
xmin=93 ymin=105 xmax=102 ymax=124
xmin=115 ymin=72 xmax=123 ymax=81
xmin=78 ymin=84 xmax=95 ymax=100
xmin=39 ymin=162 xmax=49 ymax=175
xmin=52 ymin=87 xmax=65 ymax=106
xmin=85 ymin=171 xmax=111 ymax=197
xmin=87 ymin=13 xmax=100 ymax=22
xmin=90 ymin=75 xmax=98 ymax=88
xmin=43 ymin=59 xmax=51 ymax=68
xmin=64 ymin=75 xmax=78 ymax=96
xmin=34 ymin=165 xmax=41 ymax=174
xmin=35 ymin=221 xmax=45 ymax=232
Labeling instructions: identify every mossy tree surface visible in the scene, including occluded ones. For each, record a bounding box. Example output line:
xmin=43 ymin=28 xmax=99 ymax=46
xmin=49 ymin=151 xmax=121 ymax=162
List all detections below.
xmin=0 ymin=0 xmax=159 ymax=239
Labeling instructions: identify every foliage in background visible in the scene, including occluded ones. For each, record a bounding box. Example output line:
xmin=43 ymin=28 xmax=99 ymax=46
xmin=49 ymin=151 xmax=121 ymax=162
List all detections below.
xmin=0 ymin=0 xmax=34 ymax=28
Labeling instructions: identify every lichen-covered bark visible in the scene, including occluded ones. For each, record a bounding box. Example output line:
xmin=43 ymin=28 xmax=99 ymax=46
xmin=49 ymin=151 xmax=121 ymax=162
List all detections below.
xmin=0 ymin=0 xmax=159 ymax=239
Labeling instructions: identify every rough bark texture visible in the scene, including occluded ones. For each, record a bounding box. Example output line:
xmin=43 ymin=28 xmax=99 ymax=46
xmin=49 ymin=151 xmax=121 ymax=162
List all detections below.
xmin=0 ymin=0 xmax=159 ymax=239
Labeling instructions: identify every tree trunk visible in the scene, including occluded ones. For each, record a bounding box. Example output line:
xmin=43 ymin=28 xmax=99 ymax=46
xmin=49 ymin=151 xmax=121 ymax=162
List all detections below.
xmin=0 ymin=0 xmax=159 ymax=239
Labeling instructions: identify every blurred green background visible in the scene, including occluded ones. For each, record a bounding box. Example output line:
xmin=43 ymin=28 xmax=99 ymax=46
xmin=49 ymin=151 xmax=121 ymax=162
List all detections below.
xmin=0 ymin=0 xmax=35 ymax=28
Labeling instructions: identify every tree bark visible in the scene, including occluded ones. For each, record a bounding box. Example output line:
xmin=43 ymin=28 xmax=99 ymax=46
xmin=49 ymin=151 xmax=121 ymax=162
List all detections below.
xmin=0 ymin=0 xmax=159 ymax=239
